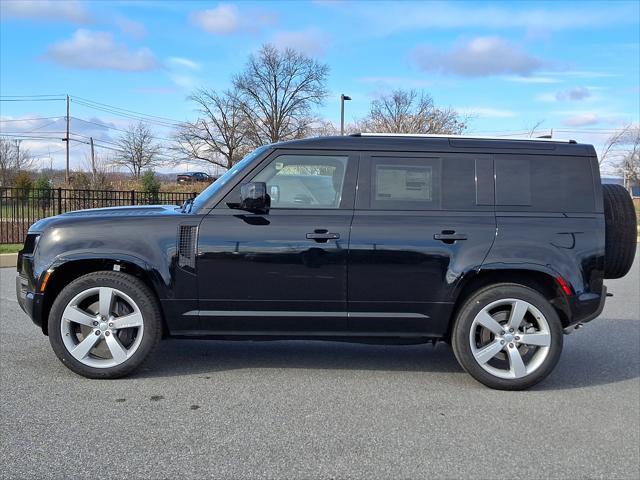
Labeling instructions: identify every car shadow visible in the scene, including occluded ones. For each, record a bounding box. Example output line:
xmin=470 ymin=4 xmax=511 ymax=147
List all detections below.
xmin=139 ymin=339 xmax=464 ymax=377
xmin=134 ymin=318 xmax=639 ymax=390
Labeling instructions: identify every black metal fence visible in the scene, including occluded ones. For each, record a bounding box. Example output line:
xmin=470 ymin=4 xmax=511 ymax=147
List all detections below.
xmin=0 ymin=187 xmax=195 ymax=244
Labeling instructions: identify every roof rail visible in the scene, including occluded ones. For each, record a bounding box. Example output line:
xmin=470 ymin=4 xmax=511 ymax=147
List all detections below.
xmin=351 ymin=132 xmax=577 ymax=144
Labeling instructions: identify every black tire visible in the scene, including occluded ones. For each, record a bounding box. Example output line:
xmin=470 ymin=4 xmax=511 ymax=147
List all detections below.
xmin=602 ymin=184 xmax=637 ymax=279
xmin=451 ymin=283 xmax=563 ymax=390
xmin=48 ymin=271 xmax=162 ymax=379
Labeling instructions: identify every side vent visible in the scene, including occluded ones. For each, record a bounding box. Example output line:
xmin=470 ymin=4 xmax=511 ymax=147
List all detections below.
xmin=178 ymin=225 xmax=197 ymax=269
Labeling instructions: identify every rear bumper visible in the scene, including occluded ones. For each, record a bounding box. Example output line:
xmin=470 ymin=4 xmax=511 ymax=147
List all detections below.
xmin=564 ymin=286 xmax=607 ymax=333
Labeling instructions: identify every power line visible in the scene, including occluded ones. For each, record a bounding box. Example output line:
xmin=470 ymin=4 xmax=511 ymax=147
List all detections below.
xmin=71 ymin=117 xmax=176 ymax=142
xmin=72 ymin=100 xmax=179 ymax=128
xmin=70 ymin=95 xmax=183 ymax=124
xmin=0 ymin=134 xmax=66 ymax=141
xmin=0 ymin=98 xmax=65 ymax=102
xmin=0 ymin=94 xmax=66 ymax=98
xmin=71 ymin=98 xmax=181 ymax=128
xmin=0 ymin=116 xmax=61 ymax=123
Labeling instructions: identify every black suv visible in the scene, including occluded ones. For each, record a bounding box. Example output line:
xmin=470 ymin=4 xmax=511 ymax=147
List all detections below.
xmin=16 ymin=134 xmax=637 ymax=389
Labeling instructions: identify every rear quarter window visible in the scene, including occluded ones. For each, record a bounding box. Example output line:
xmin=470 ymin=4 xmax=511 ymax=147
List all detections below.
xmin=495 ymin=155 xmax=595 ymax=212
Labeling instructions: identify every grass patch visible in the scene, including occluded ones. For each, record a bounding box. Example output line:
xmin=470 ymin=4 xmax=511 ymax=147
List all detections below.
xmin=0 ymin=244 xmax=22 ymax=254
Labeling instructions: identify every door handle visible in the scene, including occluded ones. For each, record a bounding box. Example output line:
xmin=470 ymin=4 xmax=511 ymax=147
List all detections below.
xmin=434 ymin=232 xmax=467 ymax=242
xmin=306 ymin=231 xmax=340 ymax=242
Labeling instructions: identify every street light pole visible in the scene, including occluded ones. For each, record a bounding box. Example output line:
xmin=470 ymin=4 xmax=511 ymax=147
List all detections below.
xmin=340 ymin=94 xmax=351 ymax=136
xmin=65 ymin=94 xmax=70 ymax=184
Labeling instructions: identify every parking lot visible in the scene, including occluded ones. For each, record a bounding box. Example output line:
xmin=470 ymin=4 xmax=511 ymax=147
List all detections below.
xmin=1 ymin=256 xmax=638 ymax=480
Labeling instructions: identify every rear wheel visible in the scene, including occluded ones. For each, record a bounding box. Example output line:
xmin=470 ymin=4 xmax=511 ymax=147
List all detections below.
xmin=452 ymin=284 xmax=563 ymax=390
xmin=48 ymin=271 xmax=162 ymax=379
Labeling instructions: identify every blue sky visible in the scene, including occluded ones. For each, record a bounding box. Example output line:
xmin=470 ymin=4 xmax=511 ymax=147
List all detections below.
xmin=1 ymin=0 xmax=638 ymax=173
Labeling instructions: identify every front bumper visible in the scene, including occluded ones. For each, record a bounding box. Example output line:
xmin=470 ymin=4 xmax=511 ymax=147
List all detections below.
xmin=16 ymin=273 xmax=45 ymax=331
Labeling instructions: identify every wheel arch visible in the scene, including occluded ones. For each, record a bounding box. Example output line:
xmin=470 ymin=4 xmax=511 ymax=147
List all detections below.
xmin=40 ymin=257 xmax=168 ymax=336
xmin=447 ymin=267 xmax=571 ymax=339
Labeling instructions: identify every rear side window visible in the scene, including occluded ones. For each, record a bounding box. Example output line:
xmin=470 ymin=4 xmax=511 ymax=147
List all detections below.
xmin=364 ymin=154 xmax=493 ymax=211
xmin=375 ymin=164 xmax=435 ymax=202
xmin=495 ymin=155 xmax=595 ymax=212
xmin=370 ymin=157 xmax=441 ymax=210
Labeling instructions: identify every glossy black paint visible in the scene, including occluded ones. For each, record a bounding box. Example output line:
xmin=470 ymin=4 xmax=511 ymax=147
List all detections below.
xmin=16 ymin=135 xmax=606 ymax=340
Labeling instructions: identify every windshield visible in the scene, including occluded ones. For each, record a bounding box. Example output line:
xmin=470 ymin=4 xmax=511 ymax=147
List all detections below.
xmin=190 ymin=146 xmax=270 ymax=212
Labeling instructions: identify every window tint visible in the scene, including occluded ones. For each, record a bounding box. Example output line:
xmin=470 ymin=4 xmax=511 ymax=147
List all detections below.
xmin=375 ymin=165 xmax=433 ymax=202
xmin=495 ymin=159 xmax=532 ymax=206
xmin=252 ymin=154 xmax=349 ymax=209
xmin=495 ymin=155 xmax=595 ymax=212
xmin=367 ymin=155 xmax=492 ymax=211
xmin=370 ymin=157 xmax=440 ymax=210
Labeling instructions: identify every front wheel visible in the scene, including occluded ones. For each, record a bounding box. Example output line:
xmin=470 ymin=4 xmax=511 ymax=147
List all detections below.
xmin=451 ymin=284 xmax=563 ymax=390
xmin=48 ymin=271 xmax=162 ymax=379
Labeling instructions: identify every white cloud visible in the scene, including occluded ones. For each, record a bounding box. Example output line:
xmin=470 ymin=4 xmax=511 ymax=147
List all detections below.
xmin=115 ymin=16 xmax=147 ymax=39
xmin=44 ymin=30 xmax=159 ymax=71
xmin=457 ymin=107 xmax=517 ymax=119
xmin=168 ymin=73 xmax=199 ymax=89
xmin=343 ymin=2 xmax=637 ymax=36
xmin=358 ymin=76 xmax=433 ymax=88
xmin=164 ymin=58 xmax=202 ymax=89
xmin=190 ymin=3 xmax=276 ymax=35
xmin=558 ymin=87 xmax=591 ymax=101
xmin=542 ymin=70 xmax=617 ymax=79
xmin=563 ymin=113 xmax=601 ymax=127
xmin=1 ymin=0 xmax=92 ymax=24
xmin=166 ymin=57 xmax=201 ymax=70
xmin=189 ymin=3 xmax=239 ymax=34
xmin=503 ymin=76 xmax=560 ymax=84
xmin=270 ymin=28 xmax=330 ymax=56
xmin=413 ymin=37 xmax=544 ymax=77
xmin=537 ymin=87 xmax=592 ymax=102
xmin=560 ymin=112 xmax=623 ymax=127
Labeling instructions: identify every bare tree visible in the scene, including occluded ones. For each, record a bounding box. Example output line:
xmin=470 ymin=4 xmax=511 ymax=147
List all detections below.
xmin=113 ymin=122 xmax=163 ymax=178
xmin=615 ymin=125 xmax=640 ymax=187
xmin=600 ymin=124 xmax=634 ymax=167
xmin=525 ymin=119 xmax=546 ymax=138
xmin=0 ymin=138 xmax=35 ymax=186
xmin=360 ymin=89 xmax=467 ymax=134
xmin=308 ymin=120 xmax=339 ymax=137
xmin=0 ymin=138 xmax=13 ymax=186
xmin=174 ymin=88 xmax=250 ymax=171
xmin=234 ymin=44 xmax=329 ymax=146
xmin=81 ymin=152 xmax=114 ymax=189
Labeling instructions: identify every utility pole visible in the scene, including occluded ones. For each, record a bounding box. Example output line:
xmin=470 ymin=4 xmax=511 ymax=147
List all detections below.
xmin=90 ymin=136 xmax=96 ymax=180
xmin=15 ymin=139 xmax=21 ymax=165
xmin=65 ymin=94 xmax=70 ymax=183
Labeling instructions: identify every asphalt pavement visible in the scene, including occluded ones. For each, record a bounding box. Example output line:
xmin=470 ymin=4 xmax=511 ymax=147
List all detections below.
xmin=1 ymin=255 xmax=638 ymax=479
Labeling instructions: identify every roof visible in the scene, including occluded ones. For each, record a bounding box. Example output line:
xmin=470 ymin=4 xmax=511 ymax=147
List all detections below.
xmin=274 ymin=134 xmax=594 ymax=156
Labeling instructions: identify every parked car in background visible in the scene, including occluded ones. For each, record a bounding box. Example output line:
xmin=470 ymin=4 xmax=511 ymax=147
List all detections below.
xmin=16 ymin=134 xmax=638 ymax=389
xmin=176 ymin=172 xmax=214 ymax=183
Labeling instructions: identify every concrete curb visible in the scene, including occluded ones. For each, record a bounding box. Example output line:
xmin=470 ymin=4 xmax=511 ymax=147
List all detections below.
xmin=0 ymin=253 xmax=17 ymax=269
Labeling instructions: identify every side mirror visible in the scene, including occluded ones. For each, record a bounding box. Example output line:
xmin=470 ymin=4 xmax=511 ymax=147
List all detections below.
xmin=240 ymin=182 xmax=270 ymax=213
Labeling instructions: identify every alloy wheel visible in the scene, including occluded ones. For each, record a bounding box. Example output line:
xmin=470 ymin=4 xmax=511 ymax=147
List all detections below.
xmin=60 ymin=286 xmax=144 ymax=369
xmin=469 ymin=298 xmax=552 ymax=379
